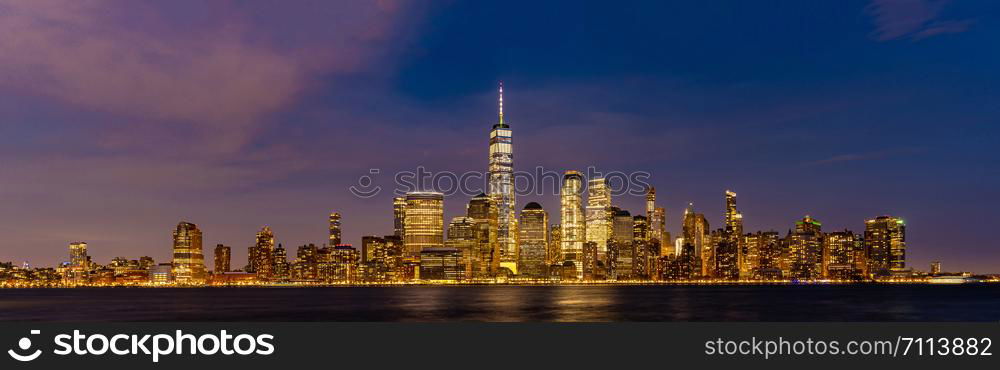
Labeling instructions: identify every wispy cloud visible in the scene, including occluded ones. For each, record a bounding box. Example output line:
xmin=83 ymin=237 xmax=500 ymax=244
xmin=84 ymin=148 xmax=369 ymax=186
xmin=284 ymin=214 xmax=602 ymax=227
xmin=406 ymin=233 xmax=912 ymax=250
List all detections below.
xmin=805 ymin=147 xmax=926 ymax=167
xmin=0 ymin=0 xmax=405 ymax=154
xmin=866 ymin=0 xmax=973 ymax=41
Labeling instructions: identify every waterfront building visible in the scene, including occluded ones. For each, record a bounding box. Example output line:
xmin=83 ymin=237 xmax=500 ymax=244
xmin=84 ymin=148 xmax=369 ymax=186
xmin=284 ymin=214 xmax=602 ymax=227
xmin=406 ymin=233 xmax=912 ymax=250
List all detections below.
xmin=682 ymin=204 xmax=710 ymax=277
xmin=272 ymin=244 xmax=289 ymax=281
xmin=67 ymin=241 xmax=89 ymax=284
xmin=745 ymin=231 xmax=782 ymax=279
xmin=329 ymin=212 xmax=342 ymax=246
xmin=787 ymin=216 xmax=823 ymax=279
xmin=419 ymin=247 xmax=464 ymax=281
xmin=149 ymin=263 xmax=173 ymax=283
xmin=488 ymin=81 xmax=517 ymax=274
xmin=518 ymin=202 xmax=548 ymax=278
xmin=865 ymin=216 xmax=906 ymax=277
xmin=250 ymin=226 xmax=276 ymax=279
xmin=213 ymin=244 xmax=231 ymax=273
xmin=323 ymin=244 xmax=360 ymax=283
xmin=447 ymin=217 xmax=478 ymax=279
xmin=585 ymin=177 xmax=612 ymax=260
xmin=548 ymin=224 xmax=562 ymax=266
xmin=824 ymin=230 xmax=862 ymax=280
xmin=610 ymin=208 xmax=634 ymax=280
xmin=403 ymin=192 xmax=445 ymax=261
xmin=646 ymin=187 xmax=667 ymax=257
xmin=292 ymin=244 xmax=320 ymax=281
xmin=931 ymin=261 xmax=941 ymax=275
xmin=724 ymin=191 xmax=747 ymax=278
xmin=393 ymin=197 xmax=406 ymax=237
xmin=467 ymin=193 xmax=499 ymax=277
xmin=171 ymin=221 xmax=206 ymax=283
xmin=560 ymin=171 xmax=586 ymax=278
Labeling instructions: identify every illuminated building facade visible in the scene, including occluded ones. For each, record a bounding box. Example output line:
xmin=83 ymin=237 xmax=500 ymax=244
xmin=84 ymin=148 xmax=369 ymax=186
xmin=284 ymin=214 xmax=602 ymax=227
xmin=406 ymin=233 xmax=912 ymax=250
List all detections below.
xmin=788 ymin=216 xmax=823 ymax=279
xmin=213 ymin=244 xmax=231 ymax=273
xmin=419 ymin=247 xmax=464 ymax=281
xmin=548 ymin=224 xmax=562 ymax=266
xmin=865 ymin=216 xmax=906 ymax=277
xmin=67 ymin=241 xmax=89 ymax=284
xmin=488 ymin=81 xmax=517 ymax=273
xmin=249 ymin=226 xmax=276 ymax=279
xmin=467 ymin=193 xmax=499 ymax=277
xmin=682 ymin=204 xmax=710 ymax=277
xmin=403 ymin=192 xmax=445 ymax=261
xmin=723 ymin=191 xmax=746 ymax=278
xmin=518 ymin=202 xmax=548 ymax=278
xmin=323 ymin=245 xmax=360 ymax=283
xmin=824 ymin=230 xmax=862 ymax=280
xmin=393 ymin=197 xmax=406 ymax=237
xmin=171 ymin=221 xmax=206 ymax=283
xmin=447 ymin=216 xmax=478 ymax=279
xmin=292 ymin=244 xmax=320 ymax=281
xmin=646 ymin=187 xmax=667 ymax=256
xmin=586 ymin=177 xmax=612 ymax=260
xmin=329 ymin=212 xmax=342 ymax=246
xmin=610 ymin=208 xmax=633 ymax=280
xmin=273 ymin=244 xmax=289 ymax=281
xmin=560 ymin=171 xmax=586 ymax=278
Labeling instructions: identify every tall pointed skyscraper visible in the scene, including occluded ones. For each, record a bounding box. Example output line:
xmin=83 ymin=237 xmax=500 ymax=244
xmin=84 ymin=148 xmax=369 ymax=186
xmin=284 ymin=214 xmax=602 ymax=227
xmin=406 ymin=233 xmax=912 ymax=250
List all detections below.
xmin=488 ymin=81 xmax=517 ymax=274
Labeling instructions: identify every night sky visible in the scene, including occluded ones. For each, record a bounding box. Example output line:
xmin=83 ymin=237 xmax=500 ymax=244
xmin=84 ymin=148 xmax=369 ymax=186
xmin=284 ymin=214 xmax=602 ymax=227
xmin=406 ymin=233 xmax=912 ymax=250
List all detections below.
xmin=1 ymin=0 xmax=997 ymax=273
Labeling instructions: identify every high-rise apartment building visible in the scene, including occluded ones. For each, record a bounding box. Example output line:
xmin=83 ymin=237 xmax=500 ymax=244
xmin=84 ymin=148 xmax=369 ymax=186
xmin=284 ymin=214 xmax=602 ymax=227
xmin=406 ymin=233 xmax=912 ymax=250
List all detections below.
xmin=329 ymin=212 xmax=342 ymax=246
xmin=865 ymin=216 xmax=906 ymax=276
xmin=68 ymin=241 xmax=89 ymax=284
xmin=213 ymin=244 xmax=231 ymax=273
xmin=171 ymin=221 xmax=205 ymax=283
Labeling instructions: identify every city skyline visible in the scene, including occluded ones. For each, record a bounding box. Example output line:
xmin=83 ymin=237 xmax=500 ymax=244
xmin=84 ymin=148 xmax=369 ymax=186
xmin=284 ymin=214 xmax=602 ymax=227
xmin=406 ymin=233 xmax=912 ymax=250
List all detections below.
xmin=0 ymin=83 xmax=974 ymax=281
xmin=1 ymin=1 xmax=999 ymax=274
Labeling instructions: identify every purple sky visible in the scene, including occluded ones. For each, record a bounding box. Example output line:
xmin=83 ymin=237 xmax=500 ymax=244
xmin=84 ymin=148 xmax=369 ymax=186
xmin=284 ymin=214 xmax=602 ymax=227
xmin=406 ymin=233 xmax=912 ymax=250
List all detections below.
xmin=1 ymin=0 xmax=998 ymax=273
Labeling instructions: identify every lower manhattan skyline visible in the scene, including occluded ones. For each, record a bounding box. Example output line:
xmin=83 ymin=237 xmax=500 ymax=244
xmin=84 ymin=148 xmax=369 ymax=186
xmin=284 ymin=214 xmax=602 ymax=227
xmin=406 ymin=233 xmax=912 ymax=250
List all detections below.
xmin=1 ymin=0 xmax=999 ymax=276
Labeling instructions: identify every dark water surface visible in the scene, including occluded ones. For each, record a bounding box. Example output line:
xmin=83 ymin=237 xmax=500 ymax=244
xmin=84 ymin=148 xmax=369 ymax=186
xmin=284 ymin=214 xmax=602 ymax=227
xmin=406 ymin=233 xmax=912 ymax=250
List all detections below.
xmin=0 ymin=285 xmax=997 ymax=321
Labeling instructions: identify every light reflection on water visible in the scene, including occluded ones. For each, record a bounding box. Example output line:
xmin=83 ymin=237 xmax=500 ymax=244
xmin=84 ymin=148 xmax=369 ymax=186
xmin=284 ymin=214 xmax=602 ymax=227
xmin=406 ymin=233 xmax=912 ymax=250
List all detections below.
xmin=0 ymin=285 xmax=997 ymax=322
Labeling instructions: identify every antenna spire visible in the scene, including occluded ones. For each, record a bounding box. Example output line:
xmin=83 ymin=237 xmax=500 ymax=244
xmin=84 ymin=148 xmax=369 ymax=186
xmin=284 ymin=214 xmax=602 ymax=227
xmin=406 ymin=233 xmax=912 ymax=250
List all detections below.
xmin=498 ymin=80 xmax=504 ymax=125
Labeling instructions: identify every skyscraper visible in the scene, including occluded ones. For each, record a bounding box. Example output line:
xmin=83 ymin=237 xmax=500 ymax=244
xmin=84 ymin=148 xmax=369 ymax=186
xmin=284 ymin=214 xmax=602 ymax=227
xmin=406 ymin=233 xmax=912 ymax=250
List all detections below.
xmin=68 ymin=241 xmax=89 ymax=284
xmin=824 ymin=230 xmax=860 ymax=280
xmin=171 ymin=221 xmax=205 ymax=283
xmin=865 ymin=216 xmax=906 ymax=277
xmin=723 ymin=190 xmax=746 ymax=278
xmin=446 ymin=216 xmax=478 ymax=279
xmin=560 ymin=170 xmax=585 ymax=278
xmin=214 ymin=244 xmax=231 ymax=273
xmin=329 ymin=212 xmax=342 ymax=246
xmin=468 ymin=193 xmax=499 ymax=277
xmin=403 ymin=192 xmax=445 ymax=260
xmin=251 ymin=226 xmax=276 ymax=279
xmin=682 ymin=204 xmax=710 ymax=277
xmin=788 ymin=216 xmax=823 ymax=279
xmin=548 ymin=224 xmax=562 ymax=266
xmin=518 ymin=202 xmax=548 ymax=278
xmin=646 ymin=187 xmax=667 ymax=257
xmin=488 ymin=81 xmax=517 ymax=273
xmin=585 ymin=177 xmax=612 ymax=261
xmin=393 ymin=197 xmax=406 ymax=238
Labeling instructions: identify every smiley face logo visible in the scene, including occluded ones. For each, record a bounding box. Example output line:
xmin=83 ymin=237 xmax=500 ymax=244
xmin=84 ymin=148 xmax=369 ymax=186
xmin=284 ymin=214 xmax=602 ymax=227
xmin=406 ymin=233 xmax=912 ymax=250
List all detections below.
xmin=8 ymin=330 xmax=42 ymax=362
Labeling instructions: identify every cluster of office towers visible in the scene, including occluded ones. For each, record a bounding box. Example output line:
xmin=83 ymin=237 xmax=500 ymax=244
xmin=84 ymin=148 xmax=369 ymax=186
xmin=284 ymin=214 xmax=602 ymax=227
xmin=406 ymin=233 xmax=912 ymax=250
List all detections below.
xmin=58 ymin=82 xmax=907 ymax=285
